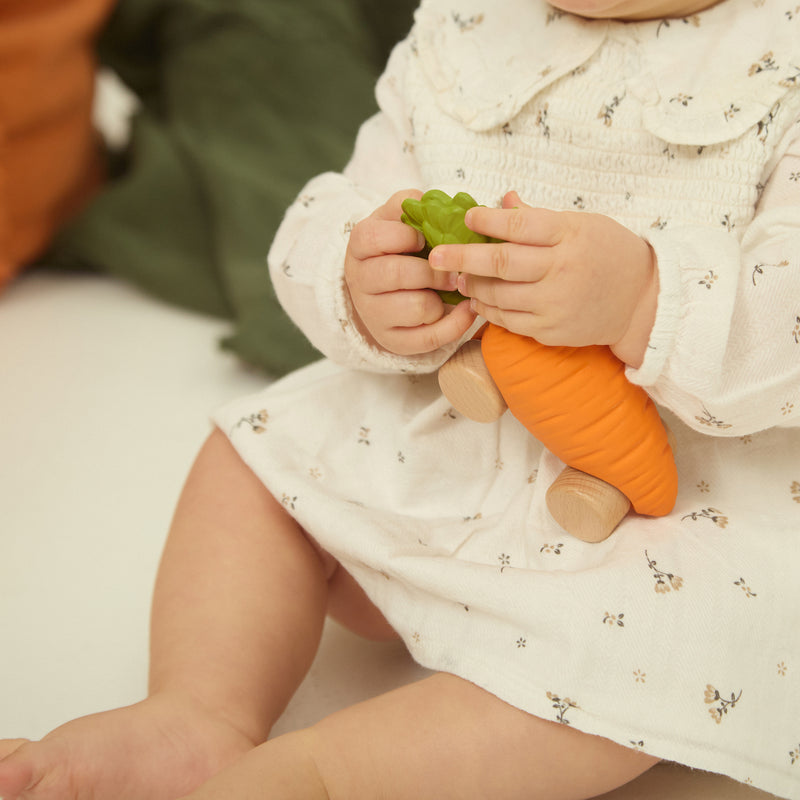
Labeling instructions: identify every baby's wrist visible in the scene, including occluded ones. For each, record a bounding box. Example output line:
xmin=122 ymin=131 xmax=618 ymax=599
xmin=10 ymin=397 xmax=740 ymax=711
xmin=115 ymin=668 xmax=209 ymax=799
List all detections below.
xmin=610 ymin=245 xmax=658 ymax=369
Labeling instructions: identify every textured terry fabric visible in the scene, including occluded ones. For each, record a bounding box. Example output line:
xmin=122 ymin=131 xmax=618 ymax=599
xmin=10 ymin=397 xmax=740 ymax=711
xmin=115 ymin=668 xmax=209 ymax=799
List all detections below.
xmin=216 ymin=1 xmax=800 ymax=796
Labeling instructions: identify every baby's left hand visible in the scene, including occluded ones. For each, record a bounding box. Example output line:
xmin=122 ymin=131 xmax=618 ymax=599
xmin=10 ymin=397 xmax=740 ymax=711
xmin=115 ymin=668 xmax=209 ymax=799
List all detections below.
xmin=428 ymin=191 xmax=657 ymax=360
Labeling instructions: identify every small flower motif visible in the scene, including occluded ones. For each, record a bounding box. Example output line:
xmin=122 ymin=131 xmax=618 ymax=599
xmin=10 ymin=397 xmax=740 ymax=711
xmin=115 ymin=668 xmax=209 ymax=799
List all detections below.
xmin=498 ymin=553 xmax=511 ymax=572
xmin=650 ymin=216 xmax=668 ymax=230
xmin=629 ymin=740 xmax=645 ymax=751
xmin=793 ymin=317 xmax=800 ymax=344
xmin=546 ymin=692 xmax=579 ymax=725
xmin=740 ymin=434 xmax=753 ymax=445
xmin=790 ymin=172 xmax=800 ymax=182
xmin=699 ymin=270 xmax=718 ymax=289
xmin=633 ymin=670 xmax=647 ymax=684
xmin=777 ymin=661 xmax=788 ymax=676
xmin=705 ymin=684 xmax=742 ymax=724
xmin=670 ymin=93 xmax=693 ymax=106
xmin=573 ymin=196 xmax=585 ymax=210
xmin=281 ymin=494 xmax=297 ymax=511
xmin=308 ymin=467 xmax=321 ymax=480
xmin=516 ymin=637 xmax=527 ymax=648
xmin=724 ymin=103 xmax=741 ymax=121
xmin=734 ymin=577 xmax=757 ymax=598
xmin=455 ymin=167 xmax=466 ymax=181
xmin=790 ymin=744 xmax=800 ymax=765
xmin=495 ymin=458 xmax=504 ymax=470
xmin=682 ymin=507 xmax=729 ymax=529
xmin=452 ymin=11 xmax=484 ymax=31
xmin=232 ymin=410 xmax=269 ymax=434
xmin=697 ymin=480 xmax=711 ymax=493
xmin=791 ymin=481 xmax=800 ymax=503
xmin=646 ymin=551 xmax=684 ymax=594
xmin=782 ymin=402 xmax=794 ymax=416
xmin=695 ymin=407 xmax=732 ymax=429
xmin=501 ymin=122 xmax=513 ymax=137
xmin=749 ymin=52 xmax=779 ymax=76
xmin=536 ymin=105 xmax=551 ymax=139
xmin=299 ymin=194 xmax=315 ymax=207
xmin=540 ymin=542 xmax=564 ymax=555
xmin=527 ymin=470 xmax=539 ymax=484
xmin=598 ymin=94 xmax=624 ymax=127
xmin=720 ymin=214 xmax=735 ymax=232
xmin=644 ymin=550 xmax=683 ymax=594
xmin=603 ymin=612 xmax=625 ymax=627
xmin=358 ymin=426 xmax=371 ymax=445
xmin=411 ymin=631 xmax=422 ymax=644
xmin=756 ymin=103 xmax=780 ymax=143
xmin=752 ymin=259 xmax=789 ymax=285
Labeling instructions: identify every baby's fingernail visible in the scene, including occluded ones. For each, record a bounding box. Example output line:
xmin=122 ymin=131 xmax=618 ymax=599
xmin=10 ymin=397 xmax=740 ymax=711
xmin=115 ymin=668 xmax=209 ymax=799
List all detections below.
xmin=457 ymin=273 xmax=468 ymax=294
xmin=445 ymin=271 xmax=459 ymax=289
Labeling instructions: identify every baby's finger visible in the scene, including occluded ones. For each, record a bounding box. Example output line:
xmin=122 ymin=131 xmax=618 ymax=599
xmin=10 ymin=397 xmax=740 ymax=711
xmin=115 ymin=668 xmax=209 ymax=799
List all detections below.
xmin=349 ymin=218 xmax=425 ymax=261
xmin=360 ymin=289 xmax=447 ymax=331
xmin=464 ymin=202 xmax=564 ymax=247
xmin=469 ymin=299 xmax=546 ymax=341
xmin=459 ymin=274 xmax=540 ymax=313
xmin=384 ymin=300 xmax=477 ymax=356
xmin=376 ymin=188 xmax=424 ymax=221
xmin=429 ymin=242 xmax=549 ymax=282
xmin=351 ymin=255 xmax=459 ymax=295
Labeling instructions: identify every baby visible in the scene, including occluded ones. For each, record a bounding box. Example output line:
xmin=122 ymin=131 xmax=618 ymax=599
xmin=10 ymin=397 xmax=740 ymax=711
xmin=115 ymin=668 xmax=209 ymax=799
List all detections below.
xmin=1 ymin=0 xmax=798 ymax=798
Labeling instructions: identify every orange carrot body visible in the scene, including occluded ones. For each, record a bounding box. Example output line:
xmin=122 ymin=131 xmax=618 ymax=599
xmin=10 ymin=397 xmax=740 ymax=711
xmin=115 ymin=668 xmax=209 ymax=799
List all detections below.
xmin=480 ymin=325 xmax=678 ymax=517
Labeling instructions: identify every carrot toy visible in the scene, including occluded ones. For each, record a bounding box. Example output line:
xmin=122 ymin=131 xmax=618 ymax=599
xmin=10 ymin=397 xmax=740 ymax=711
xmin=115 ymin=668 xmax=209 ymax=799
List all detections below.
xmin=402 ymin=190 xmax=678 ymax=542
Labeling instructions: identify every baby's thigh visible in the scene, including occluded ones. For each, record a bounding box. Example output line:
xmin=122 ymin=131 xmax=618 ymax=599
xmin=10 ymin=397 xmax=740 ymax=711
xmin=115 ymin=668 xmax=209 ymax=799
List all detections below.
xmin=319 ymin=555 xmax=399 ymax=642
xmin=309 ymin=673 xmax=658 ymax=800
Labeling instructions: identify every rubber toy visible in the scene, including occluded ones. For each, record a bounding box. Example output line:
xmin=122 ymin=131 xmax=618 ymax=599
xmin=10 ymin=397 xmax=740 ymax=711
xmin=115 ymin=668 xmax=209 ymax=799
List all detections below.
xmin=402 ymin=190 xmax=678 ymax=542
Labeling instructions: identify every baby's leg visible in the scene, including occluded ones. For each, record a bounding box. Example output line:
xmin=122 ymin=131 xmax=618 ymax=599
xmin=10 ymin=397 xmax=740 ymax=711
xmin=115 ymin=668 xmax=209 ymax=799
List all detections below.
xmin=0 ymin=428 xmax=341 ymax=800
xmin=180 ymin=672 xmax=659 ymax=800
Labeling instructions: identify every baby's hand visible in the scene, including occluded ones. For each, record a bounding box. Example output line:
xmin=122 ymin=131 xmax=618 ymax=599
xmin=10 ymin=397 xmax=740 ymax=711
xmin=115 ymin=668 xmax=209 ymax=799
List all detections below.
xmin=428 ymin=191 xmax=657 ymax=365
xmin=345 ymin=190 xmax=477 ymax=356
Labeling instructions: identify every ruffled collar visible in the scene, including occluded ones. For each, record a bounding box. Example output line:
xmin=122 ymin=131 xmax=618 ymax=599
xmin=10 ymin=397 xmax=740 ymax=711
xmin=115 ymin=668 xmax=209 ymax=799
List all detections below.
xmin=413 ymin=0 xmax=800 ymax=144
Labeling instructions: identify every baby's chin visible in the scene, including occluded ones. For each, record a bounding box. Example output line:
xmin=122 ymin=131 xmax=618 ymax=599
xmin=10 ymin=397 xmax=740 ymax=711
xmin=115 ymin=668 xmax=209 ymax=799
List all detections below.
xmin=546 ymin=0 xmax=721 ymax=21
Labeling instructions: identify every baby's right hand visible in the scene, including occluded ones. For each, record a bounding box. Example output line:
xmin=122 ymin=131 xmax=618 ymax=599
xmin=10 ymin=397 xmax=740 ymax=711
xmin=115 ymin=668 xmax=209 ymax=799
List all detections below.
xmin=345 ymin=190 xmax=476 ymax=356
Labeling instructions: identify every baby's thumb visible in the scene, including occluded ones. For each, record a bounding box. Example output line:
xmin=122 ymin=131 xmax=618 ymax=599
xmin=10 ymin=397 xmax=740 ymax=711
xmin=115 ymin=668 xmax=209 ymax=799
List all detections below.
xmin=502 ymin=190 xmax=523 ymax=209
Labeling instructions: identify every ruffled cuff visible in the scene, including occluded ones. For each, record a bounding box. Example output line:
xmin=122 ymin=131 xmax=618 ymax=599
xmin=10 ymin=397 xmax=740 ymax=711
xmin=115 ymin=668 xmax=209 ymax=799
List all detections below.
xmin=625 ymin=227 xmax=740 ymax=400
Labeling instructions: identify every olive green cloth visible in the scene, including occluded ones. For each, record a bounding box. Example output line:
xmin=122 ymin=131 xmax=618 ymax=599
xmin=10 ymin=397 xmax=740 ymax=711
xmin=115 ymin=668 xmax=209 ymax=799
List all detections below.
xmin=50 ymin=0 xmax=417 ymax=375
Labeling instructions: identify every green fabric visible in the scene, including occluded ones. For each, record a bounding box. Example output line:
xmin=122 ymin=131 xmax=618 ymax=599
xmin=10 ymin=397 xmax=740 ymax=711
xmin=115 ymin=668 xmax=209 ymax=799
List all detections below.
xmin=50 ymin=0 xmax=417 ymax=376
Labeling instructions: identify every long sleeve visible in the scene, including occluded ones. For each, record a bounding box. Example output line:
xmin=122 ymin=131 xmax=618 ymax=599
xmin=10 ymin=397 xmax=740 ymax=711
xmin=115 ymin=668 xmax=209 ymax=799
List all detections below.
xmin=267 ymin=39 xmax=462 ymax=375
xmin=631 ymin=120 xmax=800 ymax=436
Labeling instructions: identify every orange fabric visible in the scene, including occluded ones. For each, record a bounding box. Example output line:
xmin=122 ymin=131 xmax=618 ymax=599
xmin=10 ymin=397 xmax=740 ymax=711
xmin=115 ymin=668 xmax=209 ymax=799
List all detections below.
xmin=480 ymin=324 xmax=678 ymax=517
xmin=0 ymin=0 xmax=115 ymax=289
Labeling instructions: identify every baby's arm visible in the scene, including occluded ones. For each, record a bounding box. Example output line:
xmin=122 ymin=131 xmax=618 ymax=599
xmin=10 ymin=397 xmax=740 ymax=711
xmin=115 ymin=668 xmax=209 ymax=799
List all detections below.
xmin=631 ymin=121 xmax=800 ymax=435
xmin=268 ymin=39 xmax=473 ymax=372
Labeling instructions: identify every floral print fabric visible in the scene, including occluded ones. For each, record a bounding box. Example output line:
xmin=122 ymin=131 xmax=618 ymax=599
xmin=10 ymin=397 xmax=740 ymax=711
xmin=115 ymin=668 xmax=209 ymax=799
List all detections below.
xmin=215 ymin=1 xmax=800 ymax=796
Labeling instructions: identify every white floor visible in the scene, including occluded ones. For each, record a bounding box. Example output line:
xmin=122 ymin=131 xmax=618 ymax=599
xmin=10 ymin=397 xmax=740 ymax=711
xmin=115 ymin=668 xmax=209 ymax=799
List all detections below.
xmin=0 ymin=271 xmax=779 ymax=799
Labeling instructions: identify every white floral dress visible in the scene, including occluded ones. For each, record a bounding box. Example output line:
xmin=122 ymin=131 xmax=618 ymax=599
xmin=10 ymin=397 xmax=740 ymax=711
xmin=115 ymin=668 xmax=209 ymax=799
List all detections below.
xmin=214 ymin=1 xmax=800 ymax=796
